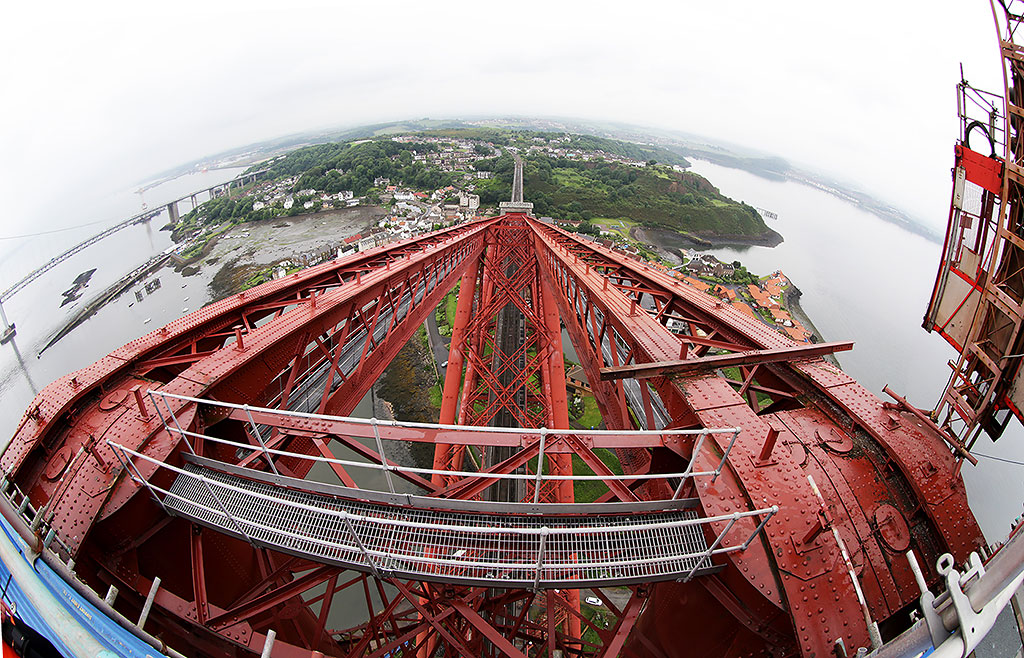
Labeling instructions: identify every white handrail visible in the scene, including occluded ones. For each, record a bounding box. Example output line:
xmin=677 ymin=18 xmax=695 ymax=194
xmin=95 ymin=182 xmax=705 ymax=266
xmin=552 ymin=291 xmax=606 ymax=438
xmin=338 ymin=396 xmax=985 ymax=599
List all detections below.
xmin=109 ymin=441 xmax=777 ymax=583
xmin=150 ymin=389 xmax=739 ymax=437
xmin=144 ymin=390 xmax=741 ymax=488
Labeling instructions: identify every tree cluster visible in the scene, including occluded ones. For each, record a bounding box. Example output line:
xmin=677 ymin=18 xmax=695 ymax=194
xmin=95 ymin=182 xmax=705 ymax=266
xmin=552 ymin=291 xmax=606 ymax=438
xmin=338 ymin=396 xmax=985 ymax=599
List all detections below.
xmin=269 ymin=140 xmax=455 ymax=196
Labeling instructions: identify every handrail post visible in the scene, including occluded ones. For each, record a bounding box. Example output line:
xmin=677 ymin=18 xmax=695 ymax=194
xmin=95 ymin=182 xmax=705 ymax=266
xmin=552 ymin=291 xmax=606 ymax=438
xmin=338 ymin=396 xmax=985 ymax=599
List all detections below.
xmin=108 ymin=442 xmax=170 ymax=514
xmin=244 ymin=404 xmax=279 ymax=475
xmin=741 ymin=506 xmax=778 ymax=550
xmin=199 ymin=473 xmax=256 ymax=547
xmin=152 ymin=390 xmax=196 ymax=455
xmin=533 ymin=428 xmax=547 ymax=504
xmin=137 ymin=576 xmax=161 ymax=630
xmin=712 ymin=428 xmax=742 ymax=483
xmin=683 ymin=513 xmax=739 ymax=582
xmin=260 ymin=629 xmax=276 ymax=658
xmin=533 ymin=526 xmax=549 ymax=590
xmin=343 ymin=514 xmax=382 ymax=579
xmin=673 ymin=430 xmax=708 ymax=499
xmin=371 ymin=418 xmax=395 ymax=493
xmin=149 ymin=390 xmax=195 ymax=454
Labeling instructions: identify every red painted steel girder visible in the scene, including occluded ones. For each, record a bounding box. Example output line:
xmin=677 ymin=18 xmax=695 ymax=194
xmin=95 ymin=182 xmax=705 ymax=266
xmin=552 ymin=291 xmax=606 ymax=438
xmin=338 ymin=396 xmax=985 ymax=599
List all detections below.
xmin=2 ymin=220 xmax=500 ymax=657
xmin=0 ymin=210 xmax=987 ymax=658
xmin=528 ymin=217 xmax=985 ymax=656
xmin=432 ymin=214 xmax=579 ymax=646
xmin=3 ymin=218 xmax=499 ymax=476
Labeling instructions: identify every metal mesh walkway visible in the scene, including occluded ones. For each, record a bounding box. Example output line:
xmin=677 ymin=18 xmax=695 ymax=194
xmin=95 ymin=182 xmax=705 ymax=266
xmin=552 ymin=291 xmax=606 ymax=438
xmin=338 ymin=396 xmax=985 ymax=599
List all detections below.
xmin=163 ymin=461 xmax=727 ymax=589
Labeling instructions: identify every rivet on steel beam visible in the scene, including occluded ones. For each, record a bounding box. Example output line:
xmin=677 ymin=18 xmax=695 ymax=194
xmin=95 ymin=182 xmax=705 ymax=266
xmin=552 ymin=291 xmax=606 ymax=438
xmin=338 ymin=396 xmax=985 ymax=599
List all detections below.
xmin=235 ymin=326 xmax=245 ymax=351
xmin=131 ymin=385 xmax=150 ymax=420
xmin=757 ymin=427 xmax=780 ymax=465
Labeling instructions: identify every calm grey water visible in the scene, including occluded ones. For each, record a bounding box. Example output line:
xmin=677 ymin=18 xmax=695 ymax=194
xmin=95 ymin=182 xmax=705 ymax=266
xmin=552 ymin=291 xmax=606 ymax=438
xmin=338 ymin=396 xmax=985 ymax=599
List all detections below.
xmin=685 ymin=159 xmax=1024 ymax=542
xmin=0 ymin=168 xmax=245 ymax=440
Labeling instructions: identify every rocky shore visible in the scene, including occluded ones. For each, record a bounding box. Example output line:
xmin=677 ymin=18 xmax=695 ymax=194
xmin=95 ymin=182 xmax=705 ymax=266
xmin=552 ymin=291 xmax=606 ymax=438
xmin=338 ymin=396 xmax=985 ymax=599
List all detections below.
xmin=634 ymin=225 xmax=784 ymax=252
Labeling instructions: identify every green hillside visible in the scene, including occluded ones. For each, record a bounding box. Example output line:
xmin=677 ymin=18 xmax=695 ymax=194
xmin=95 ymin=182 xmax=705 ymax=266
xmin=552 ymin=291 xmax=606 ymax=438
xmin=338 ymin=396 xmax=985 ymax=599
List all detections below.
xmin=474 ymin=153 xmax=780 ymax=244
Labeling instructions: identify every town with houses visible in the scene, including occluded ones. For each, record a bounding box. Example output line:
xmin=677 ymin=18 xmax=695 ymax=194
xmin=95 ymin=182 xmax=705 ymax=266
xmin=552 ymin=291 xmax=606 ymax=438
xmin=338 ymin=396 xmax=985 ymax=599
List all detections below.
xmin=183 ymin=133 xmax=810 ymax=343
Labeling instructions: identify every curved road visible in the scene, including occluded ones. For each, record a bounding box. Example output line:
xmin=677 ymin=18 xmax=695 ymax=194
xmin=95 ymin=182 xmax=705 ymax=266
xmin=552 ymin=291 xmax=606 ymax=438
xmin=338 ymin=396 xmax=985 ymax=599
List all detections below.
xmin=424 ymin=311 xmax=451 ymax=378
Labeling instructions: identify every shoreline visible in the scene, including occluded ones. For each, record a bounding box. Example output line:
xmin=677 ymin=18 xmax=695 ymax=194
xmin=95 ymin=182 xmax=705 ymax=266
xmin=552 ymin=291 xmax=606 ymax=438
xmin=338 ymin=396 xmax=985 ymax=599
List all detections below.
xmin=168 ymin=205 xmax=387 ymax=270
xmin=38 ymin=254 xmax=171 ymax=355
xmin=784 ymin=284 xmax=840 ymax=367
xmin=38 ymin=206 xmax=383 ymax=354
xmin=634 ymin=225 xmax=784 ymax=252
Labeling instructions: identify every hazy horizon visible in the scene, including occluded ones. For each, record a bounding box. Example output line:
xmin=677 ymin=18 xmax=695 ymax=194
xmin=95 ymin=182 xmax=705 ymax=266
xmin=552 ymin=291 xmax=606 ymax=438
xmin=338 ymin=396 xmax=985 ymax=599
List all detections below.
xmin=0 ymin=2 xmax=1002 ymax=244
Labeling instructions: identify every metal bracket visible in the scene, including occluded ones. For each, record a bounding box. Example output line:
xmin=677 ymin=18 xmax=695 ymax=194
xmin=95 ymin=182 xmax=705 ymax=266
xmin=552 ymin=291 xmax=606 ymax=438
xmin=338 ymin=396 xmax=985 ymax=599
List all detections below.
xmin=911 ymin=550 xmax=1024 ymax=658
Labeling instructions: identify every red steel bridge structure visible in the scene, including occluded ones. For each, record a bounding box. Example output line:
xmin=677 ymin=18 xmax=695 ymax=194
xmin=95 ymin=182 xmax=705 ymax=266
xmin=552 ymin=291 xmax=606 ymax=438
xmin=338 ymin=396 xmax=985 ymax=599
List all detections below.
xmin=18 ymin=16 xmax=1024 ymax=650
xmin=0 ymin=160 xmax=988 ymax=657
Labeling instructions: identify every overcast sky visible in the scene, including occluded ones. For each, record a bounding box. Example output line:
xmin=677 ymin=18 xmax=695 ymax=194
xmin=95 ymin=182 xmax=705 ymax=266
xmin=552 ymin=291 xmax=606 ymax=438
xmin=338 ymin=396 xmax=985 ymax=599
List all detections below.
xmin=0 ymin=1 xmax=1004 ymax=238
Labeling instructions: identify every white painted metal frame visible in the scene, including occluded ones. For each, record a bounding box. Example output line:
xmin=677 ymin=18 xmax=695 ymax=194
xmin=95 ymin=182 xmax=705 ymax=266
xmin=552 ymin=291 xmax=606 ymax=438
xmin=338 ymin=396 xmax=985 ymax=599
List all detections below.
xmin=109 ymin=442 xmax=777 ymax=589
xmin=145 ymin=390 xmax=742 ymax=493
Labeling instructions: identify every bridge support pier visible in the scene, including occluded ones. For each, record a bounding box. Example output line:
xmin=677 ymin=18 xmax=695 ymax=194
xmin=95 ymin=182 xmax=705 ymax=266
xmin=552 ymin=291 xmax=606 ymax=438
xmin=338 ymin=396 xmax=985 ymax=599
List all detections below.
xmin=0 ymin=298 xmax=14 ymax=344
xmin=166 ymin=201 xmax=179 ymax=225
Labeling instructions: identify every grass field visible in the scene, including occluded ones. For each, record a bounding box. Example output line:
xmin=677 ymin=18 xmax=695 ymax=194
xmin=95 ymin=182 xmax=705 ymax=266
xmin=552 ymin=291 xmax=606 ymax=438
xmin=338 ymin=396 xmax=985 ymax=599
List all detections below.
xmin=446 ymin=291 xmax=457 ymax=327
xmin=577 ymin=395 xmax=603 ymax=429
xmin=572 ymin=448 xmax=624 ymax=503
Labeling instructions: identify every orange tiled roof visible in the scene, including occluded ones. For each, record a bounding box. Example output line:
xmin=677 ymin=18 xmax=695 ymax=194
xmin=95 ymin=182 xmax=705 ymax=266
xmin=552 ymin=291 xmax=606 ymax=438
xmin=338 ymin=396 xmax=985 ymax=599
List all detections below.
xmin=784 ymin=326 xmax=811 ymax=342
xmin=731 ymin=301 xmax=758 ymax=319
xmin=746 ymin=284 xmax=778 ymax=309
xmin=683 ymin=277 xmax=711 ymax=292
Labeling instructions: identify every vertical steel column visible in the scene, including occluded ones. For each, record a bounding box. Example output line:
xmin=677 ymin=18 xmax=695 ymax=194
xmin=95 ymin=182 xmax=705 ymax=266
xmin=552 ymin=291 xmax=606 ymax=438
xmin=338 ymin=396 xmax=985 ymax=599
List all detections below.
xmin=433 ymin=259 xmax=482 ymax=486
xmin=458 ymin=241 xmax=495 ymax=425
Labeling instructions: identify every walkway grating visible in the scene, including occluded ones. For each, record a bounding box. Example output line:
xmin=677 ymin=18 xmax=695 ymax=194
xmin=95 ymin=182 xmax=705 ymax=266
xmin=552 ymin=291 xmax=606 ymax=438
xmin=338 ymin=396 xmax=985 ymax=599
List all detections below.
xmin=163 ymin=461 xmax=727 ymax=589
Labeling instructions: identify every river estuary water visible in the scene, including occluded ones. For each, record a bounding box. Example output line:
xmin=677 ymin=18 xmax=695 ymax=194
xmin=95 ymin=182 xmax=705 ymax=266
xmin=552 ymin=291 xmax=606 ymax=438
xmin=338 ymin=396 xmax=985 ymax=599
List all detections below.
xmin=0 ymin=159 xmax=1021 ymax=550
xmin=685 ymin=159 xmax=1024 ymax=543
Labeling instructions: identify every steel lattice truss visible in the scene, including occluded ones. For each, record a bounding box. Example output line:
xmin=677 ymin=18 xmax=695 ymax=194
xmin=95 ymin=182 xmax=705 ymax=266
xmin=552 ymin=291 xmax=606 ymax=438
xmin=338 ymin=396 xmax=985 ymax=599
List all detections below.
xmin=1 ymin=201 xmax=986 ymax=658
xmin=925 ymin=2 xmax=1024 ymax=449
